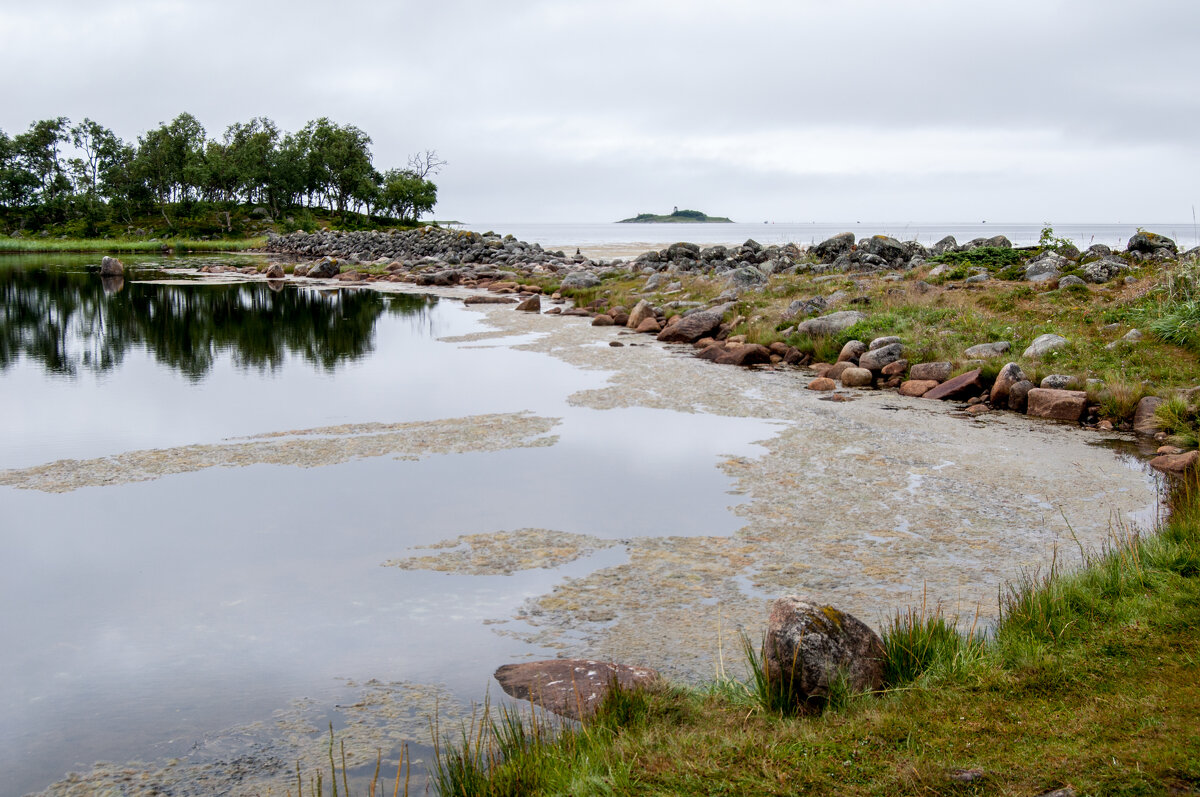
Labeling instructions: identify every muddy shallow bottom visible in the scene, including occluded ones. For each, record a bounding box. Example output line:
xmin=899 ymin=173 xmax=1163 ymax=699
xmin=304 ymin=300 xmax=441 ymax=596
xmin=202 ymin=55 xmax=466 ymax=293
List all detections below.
xmin=0 ymin=258 xmax=1159 ymax=795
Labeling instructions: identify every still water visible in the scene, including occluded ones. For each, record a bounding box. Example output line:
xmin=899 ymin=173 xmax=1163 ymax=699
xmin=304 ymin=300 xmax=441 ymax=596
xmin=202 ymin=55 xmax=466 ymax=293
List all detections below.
xmin=0 ymin=254 xmax=780 ymax=795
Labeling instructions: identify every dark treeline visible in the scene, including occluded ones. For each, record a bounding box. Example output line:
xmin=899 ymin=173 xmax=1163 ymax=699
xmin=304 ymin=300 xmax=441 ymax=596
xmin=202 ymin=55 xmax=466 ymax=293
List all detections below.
xmin=0 ymin=113 xmax=441 ymax=235
xmin=0 ymin=265 xmax=438 ymax=378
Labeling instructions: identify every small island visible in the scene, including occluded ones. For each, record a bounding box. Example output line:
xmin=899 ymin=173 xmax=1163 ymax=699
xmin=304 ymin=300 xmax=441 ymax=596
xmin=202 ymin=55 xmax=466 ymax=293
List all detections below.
xmin=617 ymin=207 xmax=733 ymax=223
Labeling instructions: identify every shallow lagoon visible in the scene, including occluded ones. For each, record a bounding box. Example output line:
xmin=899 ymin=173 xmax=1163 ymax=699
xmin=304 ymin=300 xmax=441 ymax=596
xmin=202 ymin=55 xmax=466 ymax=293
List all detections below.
xmin=0 ymin=253 xmax=1159 ymax=795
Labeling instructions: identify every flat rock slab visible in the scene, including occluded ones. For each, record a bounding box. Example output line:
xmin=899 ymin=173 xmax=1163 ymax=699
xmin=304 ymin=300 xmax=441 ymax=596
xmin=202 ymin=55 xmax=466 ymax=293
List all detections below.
xmin=1149 ymin=450 xmax=1198 ymax=475
xmin=922 ymin=368 xmax=983 ymax=401
xmin=494 ymin=659 xmax=659 ymax=721
xmin=1026 ymin=388 xmax=1087 ymax=422
xmin=463 ymin=294 xmax=517 ymax=304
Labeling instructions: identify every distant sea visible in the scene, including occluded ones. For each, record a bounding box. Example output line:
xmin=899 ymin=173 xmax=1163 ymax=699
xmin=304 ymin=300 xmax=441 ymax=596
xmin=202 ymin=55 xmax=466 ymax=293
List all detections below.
xmin=454 ymin=222 xmax=1200 ymax=254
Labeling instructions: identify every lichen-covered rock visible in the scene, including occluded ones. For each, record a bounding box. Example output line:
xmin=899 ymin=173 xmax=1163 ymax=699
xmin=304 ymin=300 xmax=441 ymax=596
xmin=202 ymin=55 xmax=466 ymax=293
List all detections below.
xmin=765 ymin=597 xmax=884 ymax=708
xmin=858 ymin=343 xmax=904 ymax=372
xmin=868 ymin=336 xmax=901 ymax=351
xmin=561 ymin=271 xmax=602 ymax=290
xmin=795 ymin=311 xmax=867 ymax=337
xmin=1023 ymin=333 xmax=1069 ymax=359
xmin=1039 ymin=374 xmax=1076 ymax=390
xmin=494 ymin=659 xmax=658 ymax=721
xmin=964 ymin=341 xmax=1010 ymax=359
xmin=811 ymin=232 xmax=855 ymax=263
xmin=1127 ymin=231 xmax=1178 ymax=257
xmin=307 ymin=257 xmax=340 ymax=278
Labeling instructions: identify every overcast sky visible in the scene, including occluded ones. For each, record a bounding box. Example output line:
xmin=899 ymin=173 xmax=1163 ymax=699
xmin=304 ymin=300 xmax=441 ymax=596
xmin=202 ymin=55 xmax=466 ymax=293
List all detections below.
xmin=2 ymin=0 xmax=1196 ymax=224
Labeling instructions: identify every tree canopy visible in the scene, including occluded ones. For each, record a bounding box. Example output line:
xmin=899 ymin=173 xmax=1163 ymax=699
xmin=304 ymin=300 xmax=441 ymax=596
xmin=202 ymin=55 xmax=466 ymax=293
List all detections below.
xmin=0 ymin=114 xmax=442 ymax=233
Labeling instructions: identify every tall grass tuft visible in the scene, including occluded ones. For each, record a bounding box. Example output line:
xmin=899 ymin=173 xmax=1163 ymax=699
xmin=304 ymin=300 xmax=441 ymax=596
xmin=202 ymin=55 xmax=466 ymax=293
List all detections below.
xmin=739 ymin=630 xmax=801 ymax=716
xmin=881 ymin=598 xmax=983 ymax=686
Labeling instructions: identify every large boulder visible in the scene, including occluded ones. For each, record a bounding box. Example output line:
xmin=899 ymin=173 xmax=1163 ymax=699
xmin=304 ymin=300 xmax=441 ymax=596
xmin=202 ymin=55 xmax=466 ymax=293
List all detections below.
xmin=837 ymin=340 xmax=868 ymax=363
xmin=840 ymin=367 xmax=874 ymax=387
xmin=1081 ymin=256 xmax=1127 ymax=284
xmin=1127 ymin=231 xmax=1178 ymax=257
xmin=264 ymin=263 xmax=285 ymax=279
xmin=858 ymin=343 xmax=904 ymax=372
xmin=765 ymin=597 xmax=885 ymax=709
xmin=712 ymin=343 xmax=773 ymax=367
xmin=515 ymin=295 xmax=541 ymax=313
xmin=494 ymin=659 xmax=659 ymax=721
xmin=725 ymin=266 xmax=768 ymax=291
xmin=795 ymin=310 xmax=866 ymax=337
xmin=1149 ymin=450 xmax=1198 ymax=475
xmin=99 ymin=255 xmax=124 ymax=276
xmin=990 ymin=362 xmax=1026 ymax=406
xmin=1026 ymin=388 xmax=1087 ymax=422
xmin=964 ymin=341 xmax=1010 ymax=359
xmin=307 ymin=257 xmax=340 ymax=278
xmin=656 ymin=305 xmax=730 ymax=344
xmin=561 ymin=271 xmax=602 ymax=290
xmin=1025 ymin=252 xmax=1068 ymax=282
xmin=1007 ymin=379 xmax=1035 ymax=412
xmin=1023 ymin=333 xmax=1070 ymax=359
xmin=812 ymin=232 xmax=856 ymax=263
xmin=626 ymin=299 xmax=655 ymax=329
xmin=1133 ymin=396 xmax=1164 ymax=437
xmin=922 ymin=368 xmax=985 ymax=401
xmin=858 ymin=235 xmax=907 ymax=265
xmin=930 ymin=235 xmax=958 ymax=256
xmin=899 ymin=379 xmax=939 ymax=397
xmin=909 ymin=361 xmax=953 ymax=383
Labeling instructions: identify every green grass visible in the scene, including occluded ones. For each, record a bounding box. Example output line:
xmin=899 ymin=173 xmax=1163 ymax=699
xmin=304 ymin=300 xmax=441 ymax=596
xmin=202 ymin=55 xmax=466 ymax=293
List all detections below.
xmin=429 ymin=471 xmax=1200 ymax=796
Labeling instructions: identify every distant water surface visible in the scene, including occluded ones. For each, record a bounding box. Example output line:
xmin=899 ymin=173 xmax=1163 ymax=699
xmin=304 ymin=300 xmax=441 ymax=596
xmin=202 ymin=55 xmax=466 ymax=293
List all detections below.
xmin=456 ymin=221 xmax=1200 ymax=254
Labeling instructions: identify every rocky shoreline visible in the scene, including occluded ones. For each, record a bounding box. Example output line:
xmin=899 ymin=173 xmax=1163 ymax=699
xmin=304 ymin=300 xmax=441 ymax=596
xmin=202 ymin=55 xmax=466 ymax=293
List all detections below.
xmin=255 ymin=226 xmax=1200 ymax=477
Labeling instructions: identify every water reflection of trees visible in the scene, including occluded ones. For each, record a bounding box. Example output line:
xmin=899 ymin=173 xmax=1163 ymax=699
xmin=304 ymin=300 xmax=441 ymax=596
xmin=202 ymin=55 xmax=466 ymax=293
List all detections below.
xmin=0 ymin=267 xmax=436 ymax=379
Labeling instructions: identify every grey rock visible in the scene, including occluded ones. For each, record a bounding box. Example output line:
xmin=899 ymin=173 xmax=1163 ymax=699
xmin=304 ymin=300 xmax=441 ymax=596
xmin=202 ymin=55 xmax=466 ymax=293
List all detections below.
xmin=795 ymin=310 xmax=867 ymax=337
xmin=837 ymin=340 xmax=868 ymax=363
xmin=1007 ymin=379 xmax=1034 ymax=412
xmin=643 ymin=272 xmax=669 ymax=291
xmin=1025 ymin=252 xmax=1068 ymax=282
xmin=930 ymin=235 xmax=958 ymax=256
xmin=858 ymin=234 xmax=907 ymax=265
xmin=765 ymin=597 xmax=884 ymax=708
xmin=1058 ymin=275 xmax=1087 ymax=287
xmin=811 ymin=232 xmax=855 ymax=262
xmin=868 ymin=336 xmax=902 ymax=350
xmin=859 ymin=343 xmax=904 ymax=372
xmin=307 ymin=257 xmax=340 ymax=278
xmin=909 ymin=361 xmax=953 ymax=382
xmin=784 ymin=295 xmax=827 ymax=319
xmin=1039 ymin=374 xmax=1076 ymax=390
xmin=1122 ymin=328 xmax=1143 ymax=342
xmin=1023 ymin=333 xmax=1070 ymax=359
xmin=1127 ymin=231 xmax=1178 ymax=256
xmin=561 ymin=271 xmax=601 ymax=290
xmin=1081 ymin=256 xmax=1127 ymax=283
xmin=725 ymin=265 xmax=767 ymax=291
xmin=963 ymin=341 xmax=1010 ymax=358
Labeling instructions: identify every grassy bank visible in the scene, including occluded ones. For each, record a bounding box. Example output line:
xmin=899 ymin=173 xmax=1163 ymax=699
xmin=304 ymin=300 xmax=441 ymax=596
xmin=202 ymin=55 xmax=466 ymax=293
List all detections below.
xmin=427 ymin=471 xmax=1199 ymax=795
xmin=0 ymin=236 xmax=266 ymax=253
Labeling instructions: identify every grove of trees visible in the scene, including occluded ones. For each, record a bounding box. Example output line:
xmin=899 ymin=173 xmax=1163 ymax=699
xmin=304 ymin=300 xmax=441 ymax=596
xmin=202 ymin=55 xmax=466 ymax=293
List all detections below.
xmin=0 ymin=113 xmax=442 ymax=235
